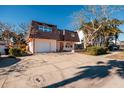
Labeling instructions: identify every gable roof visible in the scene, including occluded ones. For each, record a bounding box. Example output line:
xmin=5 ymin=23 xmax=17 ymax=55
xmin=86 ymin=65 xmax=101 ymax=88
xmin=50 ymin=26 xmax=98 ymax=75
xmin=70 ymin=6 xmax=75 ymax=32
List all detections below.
xmin=28 ymin=20 xmax=79 ymax=42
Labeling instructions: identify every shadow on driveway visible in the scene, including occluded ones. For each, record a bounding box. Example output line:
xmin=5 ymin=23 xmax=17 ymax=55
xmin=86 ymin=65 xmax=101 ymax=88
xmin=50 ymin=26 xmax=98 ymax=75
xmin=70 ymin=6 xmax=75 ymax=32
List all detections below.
xmin=0 ymin=57 xmax=21 ymax=68
xmin=44 ymin=60 xmax=124 ymax=88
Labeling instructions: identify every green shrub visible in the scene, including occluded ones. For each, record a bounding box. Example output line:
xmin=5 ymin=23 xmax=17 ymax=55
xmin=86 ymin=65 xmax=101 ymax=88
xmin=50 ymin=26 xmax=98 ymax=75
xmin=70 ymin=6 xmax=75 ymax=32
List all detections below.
xmin=9 ymin=48 xmax=22 ymax=57
xmin=21 ymin=50 xmax=28 ymax=56
xmin=9 ymin=48 xmax=28 ymax=57
xmin=86 ymin=46 xmax=108 ymax=55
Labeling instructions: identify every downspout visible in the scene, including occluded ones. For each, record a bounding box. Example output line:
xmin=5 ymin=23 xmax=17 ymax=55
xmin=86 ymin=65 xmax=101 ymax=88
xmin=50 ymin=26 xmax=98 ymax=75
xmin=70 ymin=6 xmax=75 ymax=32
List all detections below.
xmin=32 ymin=26 xmax=36 ymax=54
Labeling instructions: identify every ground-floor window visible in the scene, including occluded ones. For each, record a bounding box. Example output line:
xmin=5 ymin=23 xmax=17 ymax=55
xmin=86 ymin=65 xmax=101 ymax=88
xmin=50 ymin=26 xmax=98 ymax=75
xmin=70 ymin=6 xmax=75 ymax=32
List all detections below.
xmin=65 ymin=42 xmax=73 ymax=48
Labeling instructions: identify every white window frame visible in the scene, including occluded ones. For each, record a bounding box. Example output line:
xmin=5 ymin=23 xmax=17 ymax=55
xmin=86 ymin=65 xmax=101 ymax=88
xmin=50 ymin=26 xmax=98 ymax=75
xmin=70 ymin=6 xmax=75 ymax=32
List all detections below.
xmin=38 ymin=25 xmax=52 ymax=32
xmin=38 ymin=25 xmax=44 ymax=31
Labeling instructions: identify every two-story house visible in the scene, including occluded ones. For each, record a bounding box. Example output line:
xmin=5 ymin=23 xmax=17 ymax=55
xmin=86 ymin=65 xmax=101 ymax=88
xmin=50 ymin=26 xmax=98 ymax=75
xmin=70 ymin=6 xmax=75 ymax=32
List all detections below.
xmin=27 ymin=20 xmax=79 ymax=53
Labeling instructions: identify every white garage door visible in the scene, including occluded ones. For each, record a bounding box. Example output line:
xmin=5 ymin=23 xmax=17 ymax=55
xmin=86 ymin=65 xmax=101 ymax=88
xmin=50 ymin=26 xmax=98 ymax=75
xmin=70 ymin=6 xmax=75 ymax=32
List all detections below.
xmin=36 ymin=42 xmax=51 ymax=52
xmin=0 ymin=45 xmax=5 ymax=54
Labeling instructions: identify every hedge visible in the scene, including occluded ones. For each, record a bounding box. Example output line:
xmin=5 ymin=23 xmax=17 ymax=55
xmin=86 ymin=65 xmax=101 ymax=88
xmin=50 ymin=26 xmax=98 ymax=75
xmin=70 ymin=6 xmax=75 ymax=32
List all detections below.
xmin=86 ymin=46 xmax=108 ymax=55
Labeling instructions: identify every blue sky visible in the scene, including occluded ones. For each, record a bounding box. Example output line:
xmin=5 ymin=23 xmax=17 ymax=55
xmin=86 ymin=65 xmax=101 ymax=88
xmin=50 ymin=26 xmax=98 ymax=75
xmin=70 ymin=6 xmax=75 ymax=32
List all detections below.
xmin=0 ymin=5 xmax=82 ymax=29
xmin=0 ymin=5 xmax=124 ymax=41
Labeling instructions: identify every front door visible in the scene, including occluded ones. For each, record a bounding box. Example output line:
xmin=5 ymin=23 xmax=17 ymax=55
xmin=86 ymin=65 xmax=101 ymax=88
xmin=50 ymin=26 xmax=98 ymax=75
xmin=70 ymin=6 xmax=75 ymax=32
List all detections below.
xmin=60 ymin=42 xmax=64 ymax=52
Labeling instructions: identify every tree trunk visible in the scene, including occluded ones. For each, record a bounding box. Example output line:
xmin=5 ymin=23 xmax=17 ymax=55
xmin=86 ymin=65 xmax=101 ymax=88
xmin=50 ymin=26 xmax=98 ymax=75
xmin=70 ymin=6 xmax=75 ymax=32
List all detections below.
xmin=83 ymin=36 xmax=87 ymax=49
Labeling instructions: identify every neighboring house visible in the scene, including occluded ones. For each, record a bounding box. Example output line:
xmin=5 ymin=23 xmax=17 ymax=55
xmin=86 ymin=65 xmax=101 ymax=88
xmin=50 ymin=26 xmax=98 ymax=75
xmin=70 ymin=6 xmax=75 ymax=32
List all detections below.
xmin=27 ymin=20 xmax=79 ymax=53
xmin=0 ymin=40 xmax=6 ymax=54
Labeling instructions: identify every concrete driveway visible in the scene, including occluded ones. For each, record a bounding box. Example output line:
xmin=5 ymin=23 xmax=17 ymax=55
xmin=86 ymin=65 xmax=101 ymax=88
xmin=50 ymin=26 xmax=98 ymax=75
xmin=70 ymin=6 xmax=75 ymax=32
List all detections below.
xmin=0 ymin=52 xmax=124 ymax=88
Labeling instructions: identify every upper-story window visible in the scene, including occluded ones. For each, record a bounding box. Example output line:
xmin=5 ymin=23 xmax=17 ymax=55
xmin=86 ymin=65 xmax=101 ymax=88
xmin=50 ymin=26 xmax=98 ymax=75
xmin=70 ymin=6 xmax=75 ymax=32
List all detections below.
xmin=38 ymin=25 xmax=52 ymax=32
xmin=38 ymin=25 xmax=44 ymax=31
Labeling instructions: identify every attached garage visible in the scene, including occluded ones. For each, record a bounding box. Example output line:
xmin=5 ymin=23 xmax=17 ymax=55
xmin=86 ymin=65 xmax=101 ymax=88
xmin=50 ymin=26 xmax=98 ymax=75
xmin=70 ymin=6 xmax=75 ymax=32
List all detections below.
xmin=36 ymin=42 xmax=50 ymax=52
xmin=29 ymin=39 xmax=57 ymax=53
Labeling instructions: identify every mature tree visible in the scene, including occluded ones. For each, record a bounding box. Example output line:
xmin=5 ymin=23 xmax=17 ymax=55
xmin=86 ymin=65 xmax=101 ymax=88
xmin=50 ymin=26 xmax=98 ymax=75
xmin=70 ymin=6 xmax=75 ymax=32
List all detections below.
xmin=11 ymin=23 xmax=29 ymax=48
xmin=72 ymin=5 xmax=124 ymax=48
xmin=18 ymin=23 xmax=30 ymax=35
xmin=0 ymin=21 xmax=29 ymax=49
xmin=0 ymin=22 xmax=15 ymax=45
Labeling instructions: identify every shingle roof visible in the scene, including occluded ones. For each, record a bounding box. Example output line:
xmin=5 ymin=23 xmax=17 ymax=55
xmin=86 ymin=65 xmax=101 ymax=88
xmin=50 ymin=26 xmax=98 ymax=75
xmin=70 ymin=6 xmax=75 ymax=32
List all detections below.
xmin=29 ymin=31 xmax=60 ymax=40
